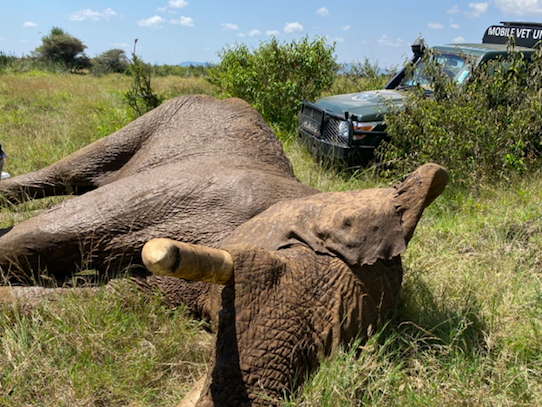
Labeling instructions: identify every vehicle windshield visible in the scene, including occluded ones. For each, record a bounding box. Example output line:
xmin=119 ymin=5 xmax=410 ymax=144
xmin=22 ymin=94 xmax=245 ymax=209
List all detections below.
xmin=399 ymin=52 xmax=479 ymax=89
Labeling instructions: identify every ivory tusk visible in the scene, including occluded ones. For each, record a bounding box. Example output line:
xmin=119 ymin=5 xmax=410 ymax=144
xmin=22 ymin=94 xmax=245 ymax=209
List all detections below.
xmin=142 ymin=238 xmax=234 ymax=285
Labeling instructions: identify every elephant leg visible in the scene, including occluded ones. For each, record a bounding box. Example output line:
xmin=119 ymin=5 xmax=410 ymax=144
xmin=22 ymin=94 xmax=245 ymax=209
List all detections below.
xmin=0 ymin=110 xmax=154 ymax=203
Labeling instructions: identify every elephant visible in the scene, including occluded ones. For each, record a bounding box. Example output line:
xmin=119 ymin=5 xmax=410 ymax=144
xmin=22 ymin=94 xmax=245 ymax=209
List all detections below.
xmin=0 ymin=94 xmax=448 ymax=406
xmin=141 ymin=162 xmax=448 ymax=406
xmin=0 ymin=94 xmax=316 ymax=292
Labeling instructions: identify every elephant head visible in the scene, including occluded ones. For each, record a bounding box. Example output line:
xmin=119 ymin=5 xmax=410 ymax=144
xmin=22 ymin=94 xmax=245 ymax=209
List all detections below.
xmin=143 ymin=163 xmax=448 ymax=406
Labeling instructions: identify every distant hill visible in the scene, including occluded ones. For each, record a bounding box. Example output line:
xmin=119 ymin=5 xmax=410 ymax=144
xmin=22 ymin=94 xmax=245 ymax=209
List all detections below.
xmin=179 ymin=61 xmax=206 ymax=67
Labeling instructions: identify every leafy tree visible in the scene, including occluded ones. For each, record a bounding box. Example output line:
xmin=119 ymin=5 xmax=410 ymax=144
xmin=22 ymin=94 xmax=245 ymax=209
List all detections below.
xmin=33 ymin=27 xmax=91 ymax=72
xmin=208 ymin=35 xmax=336 ymax=131
xmin=91 ymin=49 xmax=130 ymax=76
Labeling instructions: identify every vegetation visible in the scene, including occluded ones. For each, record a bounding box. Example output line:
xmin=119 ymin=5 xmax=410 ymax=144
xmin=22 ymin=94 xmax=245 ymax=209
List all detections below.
xmin=0 ymin=36 xmax=542 ymax=406
xmin=91 ymin=48 xmax=130 ymax=76
xmin=123 ymin=41 xmax=165 ymax=119
xmin=32 ymin=27 xmax=91 ymax=73
xmin=328 ymin=57 xmax=395 ymax=96
xmin=379 ymin=45 xmax=542 ymax=185
xmin=208 ymin=35 xmax=336 ymax=131
xmin=151 ymin=63 xmax=211 ymax=78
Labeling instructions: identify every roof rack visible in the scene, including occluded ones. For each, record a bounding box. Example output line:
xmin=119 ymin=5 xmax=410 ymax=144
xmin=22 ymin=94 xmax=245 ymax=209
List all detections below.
xmin=501 ymin=21 xmax=542 ymax=28
xmin=483 ymin=22 xmax=542 ymax=48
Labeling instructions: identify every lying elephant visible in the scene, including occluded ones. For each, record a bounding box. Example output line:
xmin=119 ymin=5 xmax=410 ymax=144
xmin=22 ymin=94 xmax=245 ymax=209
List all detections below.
xmin=0 ymin=95 xmax=315 ymax=291
xmin=142 ymin=162 xmax=448 ymax=406
xmin=0 ymin=93 xmax=448 ymax=406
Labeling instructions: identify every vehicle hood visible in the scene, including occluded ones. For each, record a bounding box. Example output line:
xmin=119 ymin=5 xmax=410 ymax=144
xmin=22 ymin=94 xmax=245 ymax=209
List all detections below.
xmin=315 ymin=89 xmax=404 ymax=120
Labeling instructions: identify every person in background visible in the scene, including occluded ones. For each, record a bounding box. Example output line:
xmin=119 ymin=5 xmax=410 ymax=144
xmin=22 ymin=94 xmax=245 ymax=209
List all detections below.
xmin=0 ymin=142 xmax=9 ymax=180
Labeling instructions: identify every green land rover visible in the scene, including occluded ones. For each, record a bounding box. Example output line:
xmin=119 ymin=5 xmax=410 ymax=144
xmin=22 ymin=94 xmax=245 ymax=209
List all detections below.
xmin=298 ymin=21 xmax=541 ymax=167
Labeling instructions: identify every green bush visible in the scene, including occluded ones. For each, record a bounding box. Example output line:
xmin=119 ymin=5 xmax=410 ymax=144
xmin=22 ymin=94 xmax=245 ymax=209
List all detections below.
xmin=151 ymin=63 xmax=210 ymax=77
xmin=329 ymin=57 xmax=395 ymax=96
xmin=207 ymin=35 xmax=336 ymax=132
xmin=32 ymin=27 xmax=91 ymax=73
xmin=91 ymin=48 xmax=130 ymax=76
xmin=378 ymin=45 xmax=542 ymax=185
xmin=123 ymin=41 xmax=165 ymax=119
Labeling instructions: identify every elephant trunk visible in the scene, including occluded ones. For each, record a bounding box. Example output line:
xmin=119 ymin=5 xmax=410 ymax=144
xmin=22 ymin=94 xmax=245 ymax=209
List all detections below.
xmin=142 ymin=238 xmax=234 ymax=285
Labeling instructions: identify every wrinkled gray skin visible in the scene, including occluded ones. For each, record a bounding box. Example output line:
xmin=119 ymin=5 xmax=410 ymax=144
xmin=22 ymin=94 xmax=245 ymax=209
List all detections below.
xmin=170 ymin=162 xmax=448 ymax=406
xmin=0 ymin=95 xmax=316 ymax=292
xmin=0 ymin=94 xmax=448 ymax=406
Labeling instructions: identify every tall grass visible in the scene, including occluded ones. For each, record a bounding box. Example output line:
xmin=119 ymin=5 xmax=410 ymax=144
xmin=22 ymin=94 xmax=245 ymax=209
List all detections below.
xmin=0 ymin=72 xmax=541 ymax=406
xmin=0 ymin=282 xmax=211 ymax=407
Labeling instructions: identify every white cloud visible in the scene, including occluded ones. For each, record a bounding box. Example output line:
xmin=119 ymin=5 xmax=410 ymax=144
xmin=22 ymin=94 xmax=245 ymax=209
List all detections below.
xmin=0 ymin=37 xmax=6 ymax=41
xmin=171 ymin=16 xmax=194 ymax=26
xmin=452 ymin=36 xmax=466 ymax=43
xmin=284 ymin=22 xmax=303 ymax=33
xmin=378 ymin=35 xmax=405 ymax=47
xmin=70 ymin=8 xmax=117 ymax=21
xmin=23 ymin=21 xmax=37 ymax=27
xmin=138 ymin=16 xmax=165 ymax=28
xmin=494 ymin=0 xmax=542 ymax=15
xmin=342 ymin=25 xmax=351 ymax=31
xmin=221 ymin=23 xmax=239 ymax=30
xmin=168 ymin=0 xmax=188 ymax=8
xmin=237 ymin=33 xmax=246 ymax=37
xmin=467 ymin=2 xmax=488 ymax=17
xmin=316 ymin=7 xmax=330 ymax=17
xmin=428 ymin=22 xmax=445 ymax=29
xmin=266 ymin=30 xmax=280 ymax=36
xmin=248 ymin=29 xmax=261 ymax=37
xmin=448 ymin=5 xmax=461 ymax=13
xmin=109 ymin=42 xmax=129 ymax=47
xmin=157 ymin=7 xmax=167 ymax=12
xmin=450 ymin=23 xmax=460 ymax=29
xmin=333 ymin=37 xmax=345 ymax=43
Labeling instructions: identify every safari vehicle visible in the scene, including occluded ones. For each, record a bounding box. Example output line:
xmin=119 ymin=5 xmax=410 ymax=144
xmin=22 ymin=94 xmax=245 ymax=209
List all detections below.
xmin=298 ymin=21 xmax=541 ymax=167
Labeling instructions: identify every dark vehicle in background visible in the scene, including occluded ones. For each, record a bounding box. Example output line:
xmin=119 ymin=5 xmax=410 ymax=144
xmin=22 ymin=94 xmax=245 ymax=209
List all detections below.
xmin=298 ymin=22 xmax=541 ymax=167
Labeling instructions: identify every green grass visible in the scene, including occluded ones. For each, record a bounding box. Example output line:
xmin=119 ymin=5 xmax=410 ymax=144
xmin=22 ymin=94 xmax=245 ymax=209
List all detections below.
xmin=0 ymin=282 xmax=211 ymax=407
xmin=1 ymin=72 xmax=542 ymax=406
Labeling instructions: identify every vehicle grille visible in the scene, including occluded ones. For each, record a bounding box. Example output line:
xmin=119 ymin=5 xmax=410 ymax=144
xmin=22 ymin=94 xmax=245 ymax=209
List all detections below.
xmin=300 ymin=103 xmax=349 ymax=147
xmin=299 ymin=105 xmax=323 ymax=137
xmin=321 ymin=116 xmax=348 ymax=147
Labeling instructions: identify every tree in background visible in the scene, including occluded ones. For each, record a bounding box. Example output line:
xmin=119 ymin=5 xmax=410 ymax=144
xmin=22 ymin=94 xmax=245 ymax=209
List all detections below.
xmin=32 ymin=27 xmax=91 ymax=72
xmin=91 ymin=49 xmax=130 ymax=76
xmin=208 ymin=35 xmax=336 ymax=132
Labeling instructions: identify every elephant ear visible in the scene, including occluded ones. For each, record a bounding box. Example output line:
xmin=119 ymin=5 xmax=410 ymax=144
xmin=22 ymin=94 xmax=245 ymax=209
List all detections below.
xmin=222 ymin=164 xmax=448 ymax=267
xmin=393 ymin=163 xmax=449 ymax=244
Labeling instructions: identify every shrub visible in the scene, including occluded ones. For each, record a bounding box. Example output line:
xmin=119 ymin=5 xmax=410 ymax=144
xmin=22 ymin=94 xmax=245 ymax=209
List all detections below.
xmin=207 ymin=35 xmax=336 ymax=132
xmin=151 ymin=63 xmax=211 ymax=77
xmin=91 ymin=48 xmax=130 ymax=76
xmin=32 ymin=27 xmax=91 ymax=73
xmin=123 ymin=41 xmax=165 ymax=119
xmin=378 ymin=44 xmax=542 ymax=185
xmin=329 ymin=57 xmax=395 ymax=96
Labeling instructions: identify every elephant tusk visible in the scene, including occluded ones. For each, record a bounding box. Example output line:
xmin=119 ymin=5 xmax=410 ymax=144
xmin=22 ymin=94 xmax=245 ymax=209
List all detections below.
xmin=142 ymin=238 xmax=234 ymax=285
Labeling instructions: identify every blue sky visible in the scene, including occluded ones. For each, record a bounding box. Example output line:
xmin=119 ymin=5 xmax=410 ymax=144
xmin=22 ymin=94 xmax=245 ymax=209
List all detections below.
xmin=1 ymin=1 xmax=542 ymax=68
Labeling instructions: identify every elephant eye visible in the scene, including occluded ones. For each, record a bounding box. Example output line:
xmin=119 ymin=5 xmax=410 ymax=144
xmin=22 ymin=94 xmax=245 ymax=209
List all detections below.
xmin=342 ymin=217 xmax=353 ymax=228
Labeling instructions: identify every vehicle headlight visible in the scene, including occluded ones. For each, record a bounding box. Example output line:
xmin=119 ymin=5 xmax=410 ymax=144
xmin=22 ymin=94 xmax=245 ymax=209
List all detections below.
xmin=352 ymin=121 xmax=376 ymax=140
xmin=338 ymin=121 xmax=350 ymax=140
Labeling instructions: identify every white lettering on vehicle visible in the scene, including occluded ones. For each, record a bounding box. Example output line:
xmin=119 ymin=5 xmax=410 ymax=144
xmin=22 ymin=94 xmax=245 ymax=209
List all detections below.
xmin=487 ymin=26 xmax=542 ymax=41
